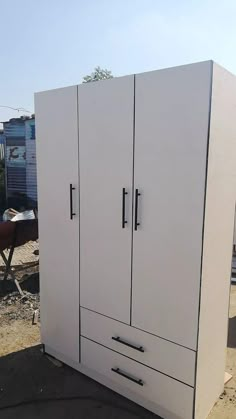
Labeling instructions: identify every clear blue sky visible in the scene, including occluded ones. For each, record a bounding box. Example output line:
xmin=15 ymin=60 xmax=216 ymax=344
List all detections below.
xmin=1 ymin=0 xmax=236 ymax=126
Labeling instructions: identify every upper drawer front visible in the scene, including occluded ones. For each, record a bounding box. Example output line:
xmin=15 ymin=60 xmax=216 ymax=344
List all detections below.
xmin=81 ymin=308 xmax=195 ymax=386
xmin=81 ymin=337 xmax=194 ymax=419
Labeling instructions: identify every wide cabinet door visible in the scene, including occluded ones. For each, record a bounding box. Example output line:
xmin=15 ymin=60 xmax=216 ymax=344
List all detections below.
xmin=132 ymin=63 xmax=212 ymax=350
xmin=79 ymin=76 xmax=134 ymax=324
xmin=35 ymin=86 xmax=80 ymax=363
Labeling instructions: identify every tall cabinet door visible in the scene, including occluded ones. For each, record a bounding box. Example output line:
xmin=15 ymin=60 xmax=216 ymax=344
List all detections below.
xmin=132 ymin=62 xmax=212 ymax=350
xmin=35 ymin=86 xmax=80 ymax=363
xmin=79 ymin=76 xmax=134 ymax=324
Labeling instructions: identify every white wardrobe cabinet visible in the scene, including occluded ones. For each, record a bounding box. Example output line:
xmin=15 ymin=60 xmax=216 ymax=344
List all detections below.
xmin=35 ymin=61 xmax=236 ymax=419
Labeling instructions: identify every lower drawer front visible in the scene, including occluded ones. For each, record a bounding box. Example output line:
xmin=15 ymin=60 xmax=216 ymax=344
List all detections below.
xmin=81 ymin=308 xmax=195 ymax=386
xmin=81 ymin=337 xmax=194 ymax=419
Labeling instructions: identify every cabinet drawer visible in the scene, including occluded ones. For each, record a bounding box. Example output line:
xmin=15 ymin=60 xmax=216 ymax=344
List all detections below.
xmin=81 ymin=337 xmax=194 ymax=419
xmin=81 ymin=308 xmax=195 ymax=386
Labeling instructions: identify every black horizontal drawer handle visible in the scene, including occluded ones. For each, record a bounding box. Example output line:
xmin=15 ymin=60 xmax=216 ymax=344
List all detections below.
xmin=111 ymin=368 xmax=144 ymax=386
xmin=112 ymin=336 xmax=144 ymax=353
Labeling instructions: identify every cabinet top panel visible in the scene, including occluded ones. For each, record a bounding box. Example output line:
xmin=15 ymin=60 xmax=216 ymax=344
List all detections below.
xmin=35 ymin=60 xmax=215 ymax=96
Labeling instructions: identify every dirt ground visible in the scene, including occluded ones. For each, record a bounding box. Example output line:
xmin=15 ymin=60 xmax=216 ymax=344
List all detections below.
xmin=0 ymin=280 xmax=236 ymax=418
xmin=0 ymin=319 xmax=40 ymax=357
xmin=0 ymin=272 xmax=40 ymax=357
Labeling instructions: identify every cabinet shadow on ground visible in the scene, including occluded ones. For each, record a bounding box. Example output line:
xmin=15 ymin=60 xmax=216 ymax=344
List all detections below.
xmin=0 ymin=345 xmax=157 ymax=419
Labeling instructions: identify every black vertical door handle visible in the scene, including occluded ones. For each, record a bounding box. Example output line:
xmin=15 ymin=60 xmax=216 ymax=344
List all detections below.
xmin=134 ymin=189 xmax=141 ymax=230
xmin=70 ymin=184 xmax=76 ymax=220
xmin=122 ymin=188 xmax=128 ymax=228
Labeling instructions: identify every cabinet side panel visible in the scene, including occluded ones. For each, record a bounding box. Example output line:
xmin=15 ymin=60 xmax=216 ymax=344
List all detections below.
xmin=35 ymin=86 xmax=80 ymax=363
xmin=195 ymin=64 xmax=236 ymax=418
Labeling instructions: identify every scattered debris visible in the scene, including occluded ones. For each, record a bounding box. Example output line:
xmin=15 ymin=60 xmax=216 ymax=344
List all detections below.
xmin=0 ymin=273 xmax=40 ymax=324
xmin=32 ymin=309 xmax=39 ymax=325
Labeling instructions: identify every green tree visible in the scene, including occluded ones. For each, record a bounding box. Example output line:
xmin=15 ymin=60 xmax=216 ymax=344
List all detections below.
xmin=83 ymin=66 xmax=113 ymax=83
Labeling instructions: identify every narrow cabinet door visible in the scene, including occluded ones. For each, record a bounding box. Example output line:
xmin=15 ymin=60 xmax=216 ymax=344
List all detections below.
xmin=79 ymin=76 xmax=134 ymax=323
xmin=35 ymin=86 xmax=80 ymax=363
xmin=132 ymin=62 xmax=212 ymax=350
